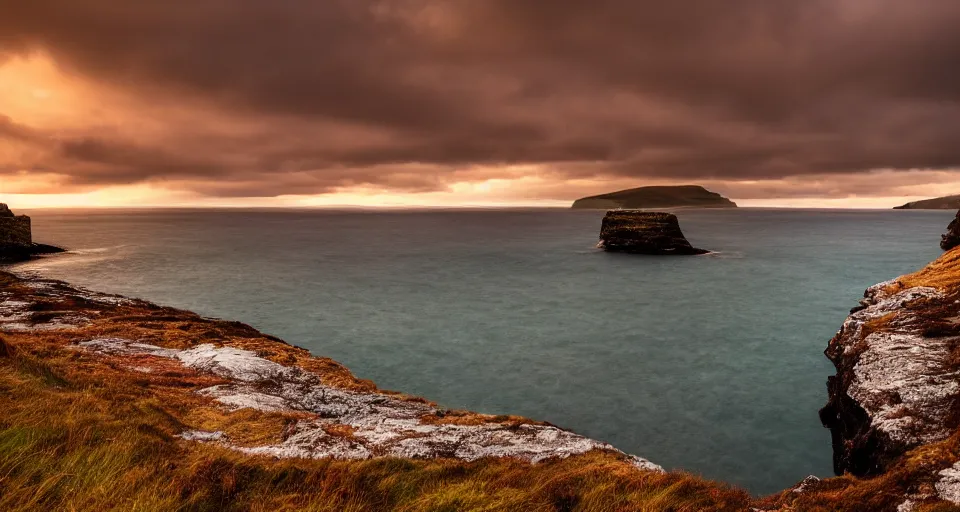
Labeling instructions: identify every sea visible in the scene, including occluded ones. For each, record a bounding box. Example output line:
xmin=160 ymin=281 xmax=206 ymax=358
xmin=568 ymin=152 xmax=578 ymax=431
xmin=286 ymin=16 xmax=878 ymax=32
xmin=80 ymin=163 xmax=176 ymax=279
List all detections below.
xmin=9 ymin=207 xmax=953 ymax=494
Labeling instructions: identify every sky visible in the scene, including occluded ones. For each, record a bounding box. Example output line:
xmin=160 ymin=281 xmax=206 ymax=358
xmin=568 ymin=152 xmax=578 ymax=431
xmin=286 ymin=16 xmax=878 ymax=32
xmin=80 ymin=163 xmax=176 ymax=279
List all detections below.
xmin=2 ymin=0 xmax=960 ymax=208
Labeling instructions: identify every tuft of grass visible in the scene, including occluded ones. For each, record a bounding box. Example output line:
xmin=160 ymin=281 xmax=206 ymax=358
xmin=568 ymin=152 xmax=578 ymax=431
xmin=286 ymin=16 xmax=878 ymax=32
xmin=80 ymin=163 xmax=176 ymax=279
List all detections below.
xmin=900 ymin=248 xmax=960 ymax=291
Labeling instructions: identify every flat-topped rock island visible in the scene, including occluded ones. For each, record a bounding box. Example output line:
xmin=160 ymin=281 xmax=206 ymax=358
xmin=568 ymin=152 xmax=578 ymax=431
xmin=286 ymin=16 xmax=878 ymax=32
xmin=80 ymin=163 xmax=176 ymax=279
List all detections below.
xmin=597 ymin=210 xmax=709 ymax=255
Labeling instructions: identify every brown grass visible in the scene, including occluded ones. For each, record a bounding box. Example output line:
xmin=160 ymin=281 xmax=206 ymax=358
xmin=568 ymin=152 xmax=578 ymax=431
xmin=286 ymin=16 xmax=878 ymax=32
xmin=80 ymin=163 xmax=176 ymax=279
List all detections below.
xmin=900 ymin=248 xmax=960 ymax=291
xmin=0 ymin=334 xmax=753 ymax=512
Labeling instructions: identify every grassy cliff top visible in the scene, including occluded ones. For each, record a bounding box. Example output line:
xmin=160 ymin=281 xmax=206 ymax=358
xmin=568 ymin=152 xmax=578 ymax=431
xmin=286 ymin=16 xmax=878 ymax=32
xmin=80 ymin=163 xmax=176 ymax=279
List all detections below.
xmin=572 ymin=185 xmax=737 ymax=210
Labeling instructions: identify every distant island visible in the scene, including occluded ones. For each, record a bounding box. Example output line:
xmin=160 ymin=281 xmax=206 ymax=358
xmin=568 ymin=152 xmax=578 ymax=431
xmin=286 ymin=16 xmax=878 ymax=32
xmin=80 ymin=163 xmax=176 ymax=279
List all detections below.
xmin=571 ymin=185 xmax=737 ymax=209
xmin=894 ymin=195 xmax=960 ymax=210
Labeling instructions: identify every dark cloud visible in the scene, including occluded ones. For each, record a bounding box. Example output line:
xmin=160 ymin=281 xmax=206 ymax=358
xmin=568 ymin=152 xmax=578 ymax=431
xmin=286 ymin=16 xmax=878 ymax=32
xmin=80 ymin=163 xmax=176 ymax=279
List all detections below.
xmin=1 ymin=0 xmax=960 ymax=198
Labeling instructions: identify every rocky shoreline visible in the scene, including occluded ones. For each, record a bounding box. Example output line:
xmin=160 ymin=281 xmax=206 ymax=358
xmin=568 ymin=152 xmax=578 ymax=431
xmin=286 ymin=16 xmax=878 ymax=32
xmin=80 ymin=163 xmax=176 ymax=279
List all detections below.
xmin=9 ymin=219 xmax=960 ymax=509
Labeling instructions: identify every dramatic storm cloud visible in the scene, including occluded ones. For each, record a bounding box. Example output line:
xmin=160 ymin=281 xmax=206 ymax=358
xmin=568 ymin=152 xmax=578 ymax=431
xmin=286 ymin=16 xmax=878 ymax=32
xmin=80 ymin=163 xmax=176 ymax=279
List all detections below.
xmin=1 ymin=0 xmax=959 ymax=204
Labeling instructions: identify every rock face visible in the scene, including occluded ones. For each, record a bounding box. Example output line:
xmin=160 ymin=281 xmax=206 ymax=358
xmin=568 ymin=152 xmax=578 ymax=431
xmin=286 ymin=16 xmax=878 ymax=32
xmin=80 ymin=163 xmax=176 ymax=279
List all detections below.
xmin=598 ymin=210 xmax=708 ymax=255
xmin=895 ymin=195 xmax=960 ymax=210
xmin=817 ymin=220 xmax=960 ymax=509
xmin=0 ymin=204 xmax=64 ymax=263
xmin=572 ymin=185 xmax=737 ymax=210
xmin=942 ymin=210 xmax=960 ymax=251
xmin=818 ymin=279 xmax=952 ymax=476
xmin=0 ymin=204 xmax=31 ymax=246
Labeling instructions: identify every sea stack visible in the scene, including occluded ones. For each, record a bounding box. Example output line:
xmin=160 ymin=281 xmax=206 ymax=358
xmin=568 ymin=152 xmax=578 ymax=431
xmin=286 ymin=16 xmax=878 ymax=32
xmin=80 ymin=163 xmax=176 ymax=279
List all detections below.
xmin=942 ymin=210 xmax=960 ymax=251
xmin=598 ymin=210 xmax=708 ymax=255
xmin=0 ymin=204 xmax=64 ymax=263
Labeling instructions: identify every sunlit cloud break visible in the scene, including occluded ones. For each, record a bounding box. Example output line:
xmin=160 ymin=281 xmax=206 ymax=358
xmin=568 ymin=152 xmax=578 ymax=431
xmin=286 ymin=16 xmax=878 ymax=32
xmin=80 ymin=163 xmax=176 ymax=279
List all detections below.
xmin=2 ymin=1 xmax=960 ymax=207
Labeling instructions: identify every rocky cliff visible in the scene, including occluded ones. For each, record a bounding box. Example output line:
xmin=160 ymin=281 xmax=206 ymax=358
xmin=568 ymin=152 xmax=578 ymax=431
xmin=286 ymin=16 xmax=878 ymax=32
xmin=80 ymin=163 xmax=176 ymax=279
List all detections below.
xmin=0 ymin=204 xmax=32 ymax=246
xmin=943 ymin=211 xmax=960 ymax=251
xmin=0 ymin=204 xmax=64 ymax=263
xmin=598 ymin=210 xmax=708 ymax=255
xmin=0 ymin=270 xmax=755 ymax=511
xmin=814 ymin=214 xmax=960 ymax=511
xmin=572 ymin=185 xmax=737 ymax=210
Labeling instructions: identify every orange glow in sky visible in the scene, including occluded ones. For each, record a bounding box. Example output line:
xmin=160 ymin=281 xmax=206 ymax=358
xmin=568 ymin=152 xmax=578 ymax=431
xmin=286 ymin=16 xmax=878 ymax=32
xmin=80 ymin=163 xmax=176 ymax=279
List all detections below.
xmin=1 ymin=53 xmax=958 ymax=210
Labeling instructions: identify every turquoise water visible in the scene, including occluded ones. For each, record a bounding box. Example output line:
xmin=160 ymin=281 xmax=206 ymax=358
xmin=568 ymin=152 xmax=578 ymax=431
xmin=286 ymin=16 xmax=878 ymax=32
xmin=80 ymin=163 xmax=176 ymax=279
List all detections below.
xmin=12 ymin=208 xmax=951 ymax=494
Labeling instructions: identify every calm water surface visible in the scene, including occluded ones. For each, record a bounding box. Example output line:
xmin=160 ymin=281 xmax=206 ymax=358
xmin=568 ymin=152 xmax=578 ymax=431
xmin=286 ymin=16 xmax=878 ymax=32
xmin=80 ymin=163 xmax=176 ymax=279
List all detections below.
xmin=11 ymin=207 xmax=952 ymax=494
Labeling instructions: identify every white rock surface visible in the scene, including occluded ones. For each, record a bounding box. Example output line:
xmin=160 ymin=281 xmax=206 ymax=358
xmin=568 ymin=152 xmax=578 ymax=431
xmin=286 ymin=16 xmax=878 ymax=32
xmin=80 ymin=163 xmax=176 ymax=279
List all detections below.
xmin=838 ymin=284 xmax=958 ymax=445
xmin=938 ymin=462 xmax=960 ymax=505
xmin=79 ymin=337 xmax=663 ymax=470
xmin=0 ymin=277 xmax=134 ymax=332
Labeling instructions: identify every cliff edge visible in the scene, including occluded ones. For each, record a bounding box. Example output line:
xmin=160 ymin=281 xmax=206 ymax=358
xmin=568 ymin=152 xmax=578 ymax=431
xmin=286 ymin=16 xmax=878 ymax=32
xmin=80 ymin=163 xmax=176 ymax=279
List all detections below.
xmin=815 ymin=212 xmax=960 ymax=511
xmin=0 ymin=271 xmax=758 ymax=511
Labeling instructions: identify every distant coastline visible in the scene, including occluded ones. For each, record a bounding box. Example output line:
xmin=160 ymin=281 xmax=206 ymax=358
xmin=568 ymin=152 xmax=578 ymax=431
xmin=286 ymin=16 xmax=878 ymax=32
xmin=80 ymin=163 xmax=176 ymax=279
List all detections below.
xmin=895 ymin=195 xmax=960 ymax=210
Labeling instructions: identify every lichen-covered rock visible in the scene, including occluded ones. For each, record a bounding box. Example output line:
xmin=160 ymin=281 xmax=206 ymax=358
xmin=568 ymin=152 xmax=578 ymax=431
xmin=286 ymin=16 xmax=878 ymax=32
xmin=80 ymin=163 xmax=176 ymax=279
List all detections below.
xmin=598 ymin=210 xmax=708 ymax=255
xmin=78 ymin=336 xmax=663 ymax=468
xmin=819 ymin=280 xmax=955 ymax=475
xmin=0 ymin=271 xmax=661 ymax=472
xmin=941 ymin=210 xmax=960 ymax=251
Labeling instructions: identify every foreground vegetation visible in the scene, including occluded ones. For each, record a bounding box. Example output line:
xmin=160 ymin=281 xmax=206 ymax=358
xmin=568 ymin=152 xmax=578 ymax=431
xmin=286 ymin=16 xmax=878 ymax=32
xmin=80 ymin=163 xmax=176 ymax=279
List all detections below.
xmin=0 ymin=334 xmax=750 ymax=511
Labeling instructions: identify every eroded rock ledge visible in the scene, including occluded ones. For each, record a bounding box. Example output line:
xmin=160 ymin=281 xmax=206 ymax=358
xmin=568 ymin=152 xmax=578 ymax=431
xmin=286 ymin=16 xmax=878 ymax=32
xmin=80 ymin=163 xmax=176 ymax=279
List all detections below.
xmin=818 ymin=248 xmax=960 ymax=511
xmin=0 ymin=271 xmax=659 ymax=471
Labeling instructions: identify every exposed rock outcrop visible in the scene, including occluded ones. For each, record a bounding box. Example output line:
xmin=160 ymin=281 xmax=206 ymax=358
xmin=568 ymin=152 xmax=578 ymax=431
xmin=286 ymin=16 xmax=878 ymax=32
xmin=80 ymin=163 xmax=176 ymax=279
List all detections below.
xmin=818 ymin=279 xmax=952 ymax=475
xmin=0 ymin=204 xmax=64 ymax=263
xmin=942 ymin=210 xmax=960 ymax=251
xmin=0 ymin=271 xmax=661 ymax=471
xmin=816 ymin=217 xmax=960 ymax=510
xmin=572 ymin=185 xmax=737 ymax=209
xmin=598 ymin=210 xmax=708 ymax=255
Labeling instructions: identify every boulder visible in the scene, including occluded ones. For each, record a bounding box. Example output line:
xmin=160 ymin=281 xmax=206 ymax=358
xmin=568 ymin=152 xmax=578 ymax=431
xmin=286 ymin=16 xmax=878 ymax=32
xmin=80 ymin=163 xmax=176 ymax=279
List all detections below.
xmin=942 ymin=210 xmax=960 ymax=251
xmin=597 ymin=211 xmax=708 ymax=255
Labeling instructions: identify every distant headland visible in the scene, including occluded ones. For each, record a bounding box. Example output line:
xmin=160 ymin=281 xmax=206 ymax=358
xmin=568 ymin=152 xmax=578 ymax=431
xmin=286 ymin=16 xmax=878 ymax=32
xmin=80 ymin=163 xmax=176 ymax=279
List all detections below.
xmin=894 ymin=195 xmax=960 ymax=210
xmin=571 ymin=185 xmax=737 ymax=210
